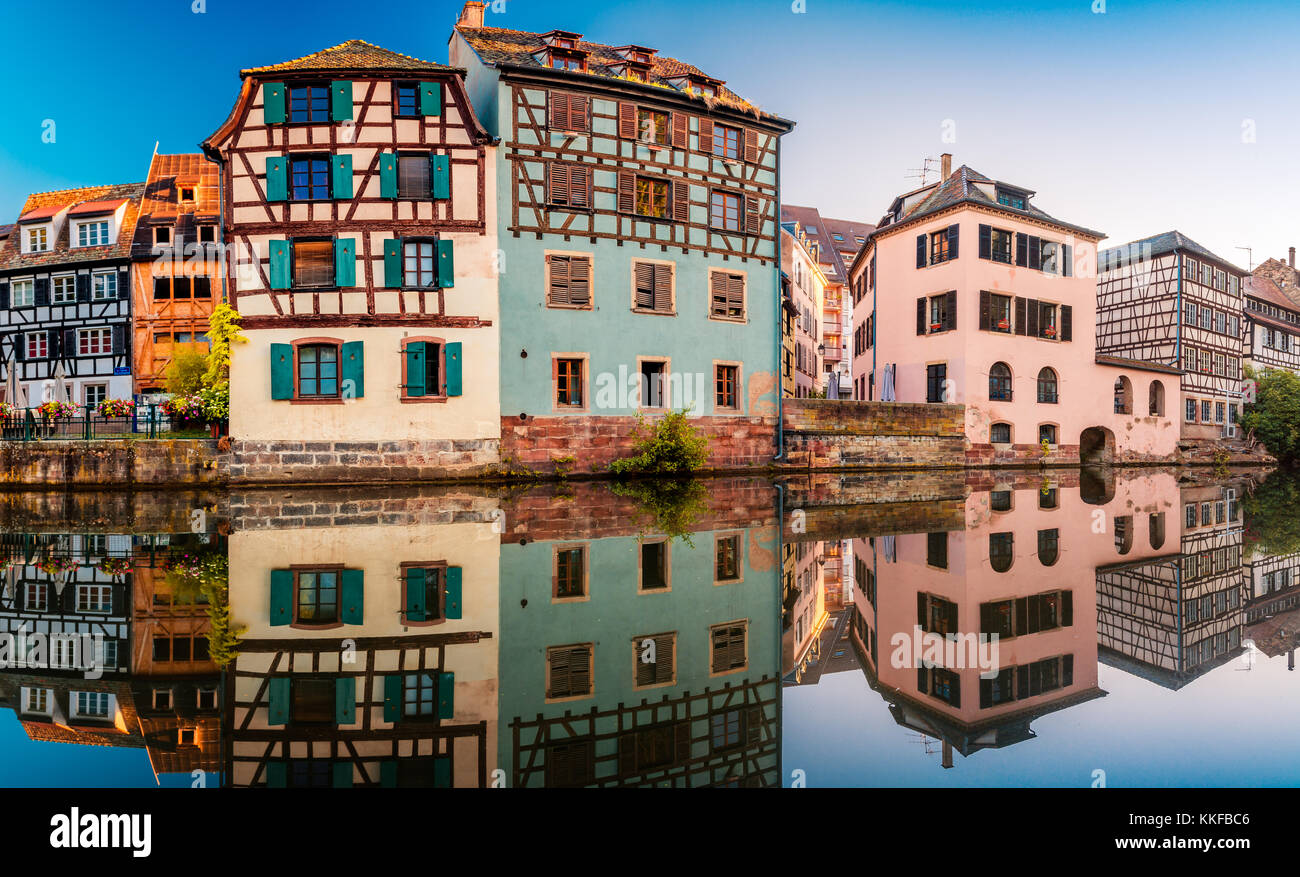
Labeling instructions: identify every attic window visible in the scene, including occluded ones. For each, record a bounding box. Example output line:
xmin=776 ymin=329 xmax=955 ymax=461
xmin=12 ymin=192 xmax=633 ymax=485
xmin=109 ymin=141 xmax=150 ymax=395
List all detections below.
xmin=198 ymin=225 xmax=215 ymax=243
xmin=181 ymin=188 xmax=195 ymax=201
xmin=548 ymin=50 xmax=587 ymax=72
xmin=155 ymin=226 xmax=171 ymax=244
xmin=552 ymin=38 xmax=576 ymax=49
xmin=996 ymin=189 xmax=1026 ymax=210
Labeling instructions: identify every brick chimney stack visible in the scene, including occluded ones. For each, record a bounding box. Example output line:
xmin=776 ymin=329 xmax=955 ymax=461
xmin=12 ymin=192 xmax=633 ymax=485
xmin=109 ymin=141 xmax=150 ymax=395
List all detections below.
xmin=459 ymin=1 xmax=486 ymax=28
xmin=940 ymin=153 xmax=952 ymax=179
xmin=1290 ymin=246 xmax=1295 ymax=269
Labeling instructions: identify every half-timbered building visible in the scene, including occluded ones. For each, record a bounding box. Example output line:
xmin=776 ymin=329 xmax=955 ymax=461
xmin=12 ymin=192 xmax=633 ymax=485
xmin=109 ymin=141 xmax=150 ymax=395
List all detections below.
xmin=131 ymin=153 xmax=223 ymax=396
xmin=1097 ymin=231 xmax=1247 ymax=440
xmin=201 ymin=40 xmax=500 ymax=478
xmin=0 ymin=183 xmax=144 ymax=408
xmin=780 ymin=222 xmax=826 ymax=398
xmin=449 ymin=2 xmax=794 ymax=473
xmin=1241 ymin=275 xmax=1300 ymax=377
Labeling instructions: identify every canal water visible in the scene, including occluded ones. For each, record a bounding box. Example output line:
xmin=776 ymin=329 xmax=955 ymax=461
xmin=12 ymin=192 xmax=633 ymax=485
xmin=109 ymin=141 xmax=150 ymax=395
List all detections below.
xmin=0 ymin=467 xmax=1295 ymax=788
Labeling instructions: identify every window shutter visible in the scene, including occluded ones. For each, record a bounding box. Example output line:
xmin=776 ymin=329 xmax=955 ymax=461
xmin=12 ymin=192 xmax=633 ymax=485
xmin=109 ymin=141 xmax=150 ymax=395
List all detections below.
xmin=269 ymin=568 xmax=292 ymax=623
xmin=330 ymin=80 xmax=353 ymax=121
xmin=0 ymin=283 xmax=8 ymax=309
xmin=617 ymin=170 xmax=634 ymax=213
xmin=917 ymin=665 xmax=928 ymax=693
xmin=76 ymin=274 xmax=90 ymax=302
xmin=265 ymin=157 xmax=287 ymax=202
xmin=549 ymin=91 xmax=568 ymax=129
xmin=117 ymin=270 xmax=129 ymax=300
xmin=698 ymin=117 xmax=714 ymax=153
xmin=338 ymin=567 xmax=364 ymax=624
xmin=1026 ymin=299 xmax=1040 ymax=337
xmin=405 ymin=566 xmax=427 ymax=620
xmin=944 ymin=290 xmax=956 ymax=331
xmin=635 ymin=262 xmax=654 ymax=310
xmin=47 ymin=329 xmax=59 ymax=360
xmin=270 ymin=344 xmax=294 ymax=401
xmin=433 ymin=758 xmax=452 ymax=789
xmin=979 ymin=290 xmax=991 ymax=331
xmin=404 ymin=342 xmax=427 ymax=398
xmin=1062 ymin=654 xmax=1074 ymax=686
xmin=262 ymin=82 xmax=285 ymax=124
xmin=330 ymin=154 xmax=352 ymax=199
xmin=1015 ymin=597 xmax=1029 ymax=635
xmin=445 ymin=342 xmax=462 ymax=397
xmin=568 ymin=256 xmax=590 ymax=306
xmin=654 ymin=265 xmax=672 ymax=312
xmin=979 ymin=677 xmax=993 ymax=709
xmin=340 ymin=340 xmax=364 ymax=400
xmin=383 ymin=676 xmax=401 ymax=723
xmin=916 ymin=298 xmax=926 ymax=335
xmin=268 ymin=239 xmax=291 ymax=290
xmin=111 ymin=325 xmax=125 ymax=356
xmin=916 ymin=234 xmax=926 ymax=268
xmin=672 ymin=113 xmax=688 ymax=148
xmin=673 ymin=181 xmax=690 ymax=223
xmin=63 ymin=329 xmax=75 ymax=359
xmin=33 ymin=278 xmax=49 ymax=307
xmin=267 ymin=677 xmax=290 ymax=726
xmin=333 ymin=239 xmax=356 ymax=288
xmin=383 ymin=239 xmax=403 ymax=288
xmin=379 ymin=152 xmax=398 ymax=199
xmin=978 ymin=224 xmax=991 ymax=259
xmin=1014 ymin=297 xmax=1028 ymax=336
xmin=618 ymin=732 xmax=636 ymax=776
xmin=14 ymin=333 xmax=24 ymax=362
xmin=436 ymin=238 xmax=455 ymax=288
xmin=675 ymin=720 xmax=691 ymax=762
xmin=570 ymin=165 xmax=590 ymax=209
xmin=445 ymin=566 xmax=462 ymax=618
xmin=917 ymin=592 xmax=927 ymax=628
xmin=431 ymin=154 xmax=450 ymax=200
xmin=1015 ymin=233 xmax=1028 ymax=267
xmin=437 ymin=671 xmax=455 ymax=719
xmin=1028 ymin=236 xmax=1042 ymax=271
xmin=728 ymin=274 xmax=744 ymax=319
xmin=332 ymin=762 xmax=353 ymax=788
xmin=1062 ymin=244 xmax=1073 ymax=277
xmin=335 ymin=676 xmax=356 ymax=724
xmin=1061 ymin=305 xmax=1073 ymax=342
xmin=1062 ymin=591 xmax=1073 ymax=627
xmin=548 ymin=255 xmax=570 ymax=306
xmin=947 ymin=224 xmax=959 ymax=259
xmin=266 ymin=761 xmax=287 ymax=788
xmin=743 ymin=128 xmax=759 ymax=163
xmin=744 ymin=196 xmax=760 ymax=235
xmin=549 ymin=163 xmax=569 ymax=205
xmin=949 ymin=672 xmax=961 ymax=707
xmin=618 ymin=102 xmax=636 ymax=139
xmin=419 ymin=81 xmax=442 ymax=116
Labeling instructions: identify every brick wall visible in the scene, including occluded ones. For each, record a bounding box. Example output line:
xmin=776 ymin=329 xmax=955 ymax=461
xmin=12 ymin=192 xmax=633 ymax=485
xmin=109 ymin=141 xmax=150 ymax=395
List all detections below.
xmin=0 ymin=440 xmax=221 ymax=488
xmin=782 ymin=399 xmax=966 ymax=436
xmin=0 ymin=489 xmax=226 ymax=532
xmin=226 ymin=439 xmax=500 ymax=484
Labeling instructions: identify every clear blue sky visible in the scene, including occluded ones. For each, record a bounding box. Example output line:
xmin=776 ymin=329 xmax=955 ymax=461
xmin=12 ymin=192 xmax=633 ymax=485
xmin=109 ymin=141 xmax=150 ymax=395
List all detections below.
xmin=2 ymin=0 xmax=1297 ymax=269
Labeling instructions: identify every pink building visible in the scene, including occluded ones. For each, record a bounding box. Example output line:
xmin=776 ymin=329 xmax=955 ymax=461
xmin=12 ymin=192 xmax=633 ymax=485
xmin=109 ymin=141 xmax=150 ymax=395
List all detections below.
xmin=849 ymin=156 xmax=1179 ymax=465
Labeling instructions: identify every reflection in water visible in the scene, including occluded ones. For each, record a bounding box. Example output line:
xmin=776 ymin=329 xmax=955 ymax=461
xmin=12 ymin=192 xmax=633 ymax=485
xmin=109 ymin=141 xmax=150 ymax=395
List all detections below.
xmin=0 ymin=468 xmax=1296 ymax=787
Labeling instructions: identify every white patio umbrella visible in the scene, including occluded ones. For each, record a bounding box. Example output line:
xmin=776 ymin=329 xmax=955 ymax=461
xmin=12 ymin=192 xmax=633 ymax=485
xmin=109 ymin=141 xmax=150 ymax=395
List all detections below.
xmin=5 ymin=356 xmax=27 ymax=410
xmin=52 ymin=360 xmax=68 ymax=404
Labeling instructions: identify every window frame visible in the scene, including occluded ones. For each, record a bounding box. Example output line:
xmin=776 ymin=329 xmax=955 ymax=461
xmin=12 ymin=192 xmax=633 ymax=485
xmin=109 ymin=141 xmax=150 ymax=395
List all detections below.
xmin=291 ymin=338 xmax=343 ymax=402
xmin=709 ymin=189 xmax=743 ymax=232
xmin=713 ymin=360 xmax=742 ymax=413
xmin=713 ymin=532 xmax=744 ymax=584
xmin=399 ymin=336 xmax=447 ymax=403
xmin=638 ymin=538 xmax=672 ymax=593
xmin=552 ymin=353 xmax=589 ymax=412
xmin=551 ymin=543 xmax=590 ymax=602
xmin=288 ymin=153 xmax=332 ymax=202
xmin=290 ymin=236 xmax=337 ymax=289
xmin=286 ymin=83 xmax=331 ymax=124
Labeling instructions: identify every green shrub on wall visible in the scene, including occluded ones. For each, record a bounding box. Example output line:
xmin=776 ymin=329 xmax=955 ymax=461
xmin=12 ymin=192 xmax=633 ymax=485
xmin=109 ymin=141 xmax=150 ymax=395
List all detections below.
xmin=608 ymin=409 xmax=710 ymax=475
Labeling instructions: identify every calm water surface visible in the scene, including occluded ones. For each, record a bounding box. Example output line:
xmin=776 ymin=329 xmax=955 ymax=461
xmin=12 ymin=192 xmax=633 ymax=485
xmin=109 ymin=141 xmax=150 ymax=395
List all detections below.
xmin=1 ymin=467 xmax=1295 ymax=787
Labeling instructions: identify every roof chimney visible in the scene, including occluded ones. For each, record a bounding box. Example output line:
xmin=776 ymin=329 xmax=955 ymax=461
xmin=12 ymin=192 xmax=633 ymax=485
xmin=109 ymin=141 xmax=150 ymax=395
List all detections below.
xmin=458 ymin=1 xmax=486 ymax=28
xmin=1290 ymin=246 xmax=1295 ymax=269
xmin=940 ymin=153 xmax=952 ymax=179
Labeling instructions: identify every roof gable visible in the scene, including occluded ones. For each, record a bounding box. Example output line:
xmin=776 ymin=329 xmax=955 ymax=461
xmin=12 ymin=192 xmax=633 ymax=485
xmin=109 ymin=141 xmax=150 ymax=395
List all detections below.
xmin=241 ymin=39 xmax=455 ymax=76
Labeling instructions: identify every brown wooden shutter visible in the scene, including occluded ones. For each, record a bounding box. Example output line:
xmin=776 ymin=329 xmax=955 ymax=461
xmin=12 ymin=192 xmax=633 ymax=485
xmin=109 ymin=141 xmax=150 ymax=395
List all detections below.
xmin=698 ymin=117 xmax=714 ymax=153
xmin=618 ymin=102 xmax=636 ymax=139
xmin=569 ymin=257 xmax=590 ymax=306
xmin=711 ymin=272 xmax=727 ymax=317
xmin=743 ymin=128 xmax=759 ymax=163
xmin=945 ymin=290 xmax=957 ymax=331
xmin=634 ymin=262 xmax=654 ymax=310
xmin=1014 ymin=297 xmax=1028 ymax=335
xmin=654 ymin=265 xmax=672 ymax=313
xmin=728 ymin=274 xmax=744 ymax=319
xmin=1026 ymin=298 xmax=1040 ymax=337
xmin=573 ymin=95 xmax=590 ymax=131
xmin=672 ymin=180 xmax=689 ymax=223
xmin=617 ymin=170 xmax=635 ymax=213
xmin=917 ymin=298 xmax=927 ymax=335
xmin=549 ymin=163 xmax=569 ymax=205
xmin=672 ymin=113 xmax=688 ymax=149
xmin=570 ymin=165 xmax=590 ymax=208
xmin=618 ymin=732 xmax=637 ymax=776
xmin=746 ymin=706 xmax=762 ymax=745
xmin=745 ymin=195 xmax=760 ymax=235
xmin=548 ymin=255 xmax=570 ymax=306
xmin=674 ymin=720 xmax=691 ymax=762
xmin=548 ymin=92 xmax=567 ymax=130
xmin=1061 ymin=304 xmax=1073 ymax=342
xmin=979 ymin=290 xmax=991 ymax=331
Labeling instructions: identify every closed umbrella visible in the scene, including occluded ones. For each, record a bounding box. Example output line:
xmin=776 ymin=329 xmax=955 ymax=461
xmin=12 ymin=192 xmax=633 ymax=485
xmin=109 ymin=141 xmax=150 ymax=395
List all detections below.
xmin=52 ymin=360 xmax=68 ymax=405
xmin=5 ymin=356 xmax=26 ymax=410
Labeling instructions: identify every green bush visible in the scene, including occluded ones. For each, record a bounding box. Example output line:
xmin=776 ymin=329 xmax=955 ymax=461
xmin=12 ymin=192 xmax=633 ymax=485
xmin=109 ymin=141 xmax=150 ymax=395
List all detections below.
xmin=608 ymin=409 xmax=710 ymax=475
xmin=164 ymin=347 xmax=210 ymax=396
xmin=1240 ymin=367 xmax=1300 ymax=463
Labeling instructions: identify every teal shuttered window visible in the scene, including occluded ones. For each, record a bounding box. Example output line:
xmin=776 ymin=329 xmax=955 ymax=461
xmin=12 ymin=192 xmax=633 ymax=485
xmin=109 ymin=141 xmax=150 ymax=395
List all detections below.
xmin=267 ymin=677 xmax=290 ymax=725
xmin=262 ymin=82 xmax=286 ymax=124
xmin=384 ymin=238 xmax=454 ymax=289
xmin=340 ymin=340 xmax=364 ymax=399
xmin=265 ymin=157 xmax=288 ymax=202
xmin=268 ymin=240 xmax=291 ymax=290
xmin=379 ymin=152 xmax=398 ymax=198
xmin=335 ymin=676 xmax=356 ymax=724
xmin=432 ymin=154 xmax=450 ymax=199
xmin=330 ymin=80 xmax=353 ymax=122
xmin=331 ymin=154 xmax=353 ymax=199
xmin=334 ymin=239 xmax=356 ymax=287
xmin=419 ymin=82 xmax=442 ymax=116
xmin=267 ymin=566 xmax=365 ymax=623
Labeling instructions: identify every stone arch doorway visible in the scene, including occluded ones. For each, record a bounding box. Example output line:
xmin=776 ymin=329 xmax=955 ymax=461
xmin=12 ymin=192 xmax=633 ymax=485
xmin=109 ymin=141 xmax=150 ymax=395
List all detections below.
xmin=1080 ymin=426 xmax=1115 ymax=465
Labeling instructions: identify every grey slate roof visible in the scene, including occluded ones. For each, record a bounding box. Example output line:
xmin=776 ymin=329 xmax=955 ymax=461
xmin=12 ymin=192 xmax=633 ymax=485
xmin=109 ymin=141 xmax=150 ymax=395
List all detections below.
xmin=1099 ymin=230 xmax=1245 ymax=274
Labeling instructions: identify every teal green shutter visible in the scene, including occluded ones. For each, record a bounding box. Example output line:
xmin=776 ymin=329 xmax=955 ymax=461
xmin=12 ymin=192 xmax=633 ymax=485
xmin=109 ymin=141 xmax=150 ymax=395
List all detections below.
xmin=330 ymin=80 xmax=353 ymax=121
xmin=269 ymin=568 xmax=293 ymax=623
xmin=431 ymin=154 xmax=450 ymax=199
xmin=265 ymin=157 xmax=287 ymax=202
xmin=445 ymin=566 xmax=462 ymax=618
xmin=437 ymin=672 xmax=454 ymax=720
xmin=331 ymin=762 xmax=353 ymax=788
xmin=340 ymin=340 xmax=364 ymax=399
xmin=405 ymin=566 xmax=427 ymax=620
xmin=270 ymin=344 xmax=294 ymax=401
xmin=335 ymin=676 xmax=356 ymax=724
xmin=268 ymin=240 xmax=291 ymax=290
xmin=267 ymin=677 xmax=290 ymax=726
xmin=445 ymin=342 xmax=462 ymax=397
xmin=404 ymin=342 xmax=427 ymax=398
xmin=434 ymin=757 xmax=451 ymax=788
xmin=380 ymin=761 xmax=397 ymax=788
xmin=340 ymin=568 xmax=364 ymax=624
xmin=266 ymin=761 xmax=287 ymax=788
xmin=334 ymin=239 xmax=356 ymax=287
xmin=420 ymin=82 xmax=442 ymax=116
xmin=262 ymin=82 xmax=286 ymax=124
xmin=331 ymin=154 xmax=353 ymax=199
xmin=379 ymin=152 xmax=398 ymax=198
xmin=383 ymin=675 xmax=402 ymax=723
xmin=436 ymin=239 xmax=454 ymax=288
xmin=384 ymin=239 xmax=403 ymax=288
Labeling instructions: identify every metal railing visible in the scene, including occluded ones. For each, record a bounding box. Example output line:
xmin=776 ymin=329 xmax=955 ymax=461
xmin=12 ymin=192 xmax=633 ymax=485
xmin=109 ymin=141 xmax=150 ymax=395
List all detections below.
xmin=0 ymin=405 xmax=212 ymax=441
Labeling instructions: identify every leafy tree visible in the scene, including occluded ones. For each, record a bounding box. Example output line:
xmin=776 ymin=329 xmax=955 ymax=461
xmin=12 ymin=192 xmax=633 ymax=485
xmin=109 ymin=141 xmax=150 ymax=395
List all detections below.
xmin=1243 ymin=472 xmax=1300 ymax=557
xmin=1240 ymin=367 xmax=1300 ymax=463
xmin=164 ymin=347 xmax=209 ymax=396
xmin=204 ymin=303 xmax=246 ymax=386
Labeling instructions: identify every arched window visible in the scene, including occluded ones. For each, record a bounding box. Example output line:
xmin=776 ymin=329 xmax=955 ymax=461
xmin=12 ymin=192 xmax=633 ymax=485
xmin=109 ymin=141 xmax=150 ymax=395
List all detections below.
xmin=989 ymin=362 xmax=1012 ymax=401
xmin=990 ymin=422 xmax=1012 ymax=444
xmin=1038 ymin=528 xmax=1059 ymax=566
xmin=990 ymin=532 xmax=1014 ymax=573
xmin=1037 ymin=368 xmax=1058 ymax=403
xmin=1114 ymin=376 xmax=1133 ymax=414
xmin=1149 ymin=512 xmax=1166 ymax=550
xmin=1149 ymin=380 xmax=1165 ymax=416
xmin=1115 ymin=515 xmax=1134 ymax=555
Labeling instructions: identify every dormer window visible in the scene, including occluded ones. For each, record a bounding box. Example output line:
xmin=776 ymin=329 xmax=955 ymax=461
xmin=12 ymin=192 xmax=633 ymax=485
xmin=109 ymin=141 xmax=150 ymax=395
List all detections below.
xmin=180 ymin=187 xmax=195 ymax=202
xmin=996 ymin=188 xmax=1026 ymax=210
xmin=553 ymin=37 xmax=575 ymax=49
xmin=548 ymin=50 xmax=587 ymax=72
xmin=288 ymin=84 xmax=330 ymax=123
xmin=26 ymin=226 xmax=48 ymax=253
xmin=75 ymin=219 xmax=110 ymax=247
xmin=155 ymin=226 xmax=171 ymax=245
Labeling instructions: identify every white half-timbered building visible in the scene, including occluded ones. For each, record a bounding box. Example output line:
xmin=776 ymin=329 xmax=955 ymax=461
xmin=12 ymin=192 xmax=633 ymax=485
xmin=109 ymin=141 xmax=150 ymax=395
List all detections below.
xmin=1242 ymin=275 xmax=1300 ymax=377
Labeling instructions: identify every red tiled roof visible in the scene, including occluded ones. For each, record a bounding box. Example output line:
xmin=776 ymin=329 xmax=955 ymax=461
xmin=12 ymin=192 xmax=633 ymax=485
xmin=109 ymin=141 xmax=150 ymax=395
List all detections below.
xmin=68 ymin=199 xmax=129 ymax=216
xmin=241 ymin=39 xmax=455 ymax=76
xmin=0 ymin=182 xmax=145 ymax=271
xmin=17 ymin=206 xmax=63 ymax=223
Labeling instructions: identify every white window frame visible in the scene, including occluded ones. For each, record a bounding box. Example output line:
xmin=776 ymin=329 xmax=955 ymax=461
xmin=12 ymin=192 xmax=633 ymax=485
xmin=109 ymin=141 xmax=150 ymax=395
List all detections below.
xmin=91 ymin=271 xmax=117 ymax=301
xmin=75 ymin=219 xmax=111 ymax=248
xmin=25 ymin=226 xmax=48 ymax=253
xmin=83 ymin=383 xmax=107 ymax=407
xmin=51 ymin=274 xmax=76 ymax=304
xmin=22 ymin=687 xmax=51 ymax=715
xmin=25 ymin=331 xmax=47 ymax=360
xmin=71 ymin=691 xmax=112 ymax=720
xmin=77 ymin=327 xmax=112 ymax=357
xmin=11 ymin=278 xmax=34 ymax=307
xmin=75 ymin=583 xmax=112 ymax=614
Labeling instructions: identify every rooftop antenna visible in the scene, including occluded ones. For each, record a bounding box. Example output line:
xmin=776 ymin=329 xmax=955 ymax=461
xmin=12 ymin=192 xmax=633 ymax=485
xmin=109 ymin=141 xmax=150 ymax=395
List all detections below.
xmin=905 ymin=157 xmax=940 ymax=187
xmin=1235 ymin=246 xmax=1253 ymax=271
